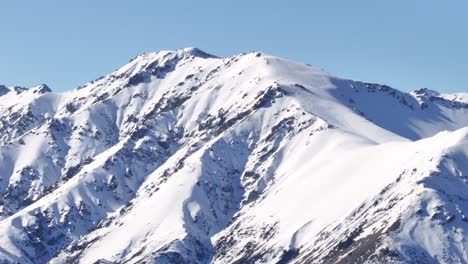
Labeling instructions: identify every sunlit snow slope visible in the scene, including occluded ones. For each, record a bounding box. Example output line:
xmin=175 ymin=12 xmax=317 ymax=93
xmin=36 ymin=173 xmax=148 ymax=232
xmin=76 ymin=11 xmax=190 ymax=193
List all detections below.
xmin=0 ymin=48 xmax=467 ymax=264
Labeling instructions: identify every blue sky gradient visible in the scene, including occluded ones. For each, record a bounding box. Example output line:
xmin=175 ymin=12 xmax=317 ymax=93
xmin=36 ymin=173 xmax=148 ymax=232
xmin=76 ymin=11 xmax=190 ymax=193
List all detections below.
xmin=1 ymin=1 xmax=467 ymax=92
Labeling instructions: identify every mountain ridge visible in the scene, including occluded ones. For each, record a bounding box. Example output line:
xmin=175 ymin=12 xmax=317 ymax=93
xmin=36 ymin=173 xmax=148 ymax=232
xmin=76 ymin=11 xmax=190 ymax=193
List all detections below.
xmin=0 ymin=48 xmax=467 ymax=264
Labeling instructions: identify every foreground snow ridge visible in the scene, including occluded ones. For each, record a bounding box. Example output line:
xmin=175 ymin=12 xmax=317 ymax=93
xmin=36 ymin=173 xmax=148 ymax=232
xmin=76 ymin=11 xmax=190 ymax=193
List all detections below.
xmin=0 ymin=48 xmax=467 ymax=264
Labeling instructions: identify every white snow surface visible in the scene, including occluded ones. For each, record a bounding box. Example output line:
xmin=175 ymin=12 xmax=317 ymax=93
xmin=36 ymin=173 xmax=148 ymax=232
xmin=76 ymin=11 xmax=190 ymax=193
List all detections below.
xmin=0 ymin=48 xmax=467 ymax=263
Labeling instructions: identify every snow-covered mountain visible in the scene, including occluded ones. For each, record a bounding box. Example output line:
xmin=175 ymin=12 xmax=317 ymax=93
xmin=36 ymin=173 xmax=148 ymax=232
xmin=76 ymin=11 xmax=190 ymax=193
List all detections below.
xmin=0 ymin=48 xmax=467 ymax=264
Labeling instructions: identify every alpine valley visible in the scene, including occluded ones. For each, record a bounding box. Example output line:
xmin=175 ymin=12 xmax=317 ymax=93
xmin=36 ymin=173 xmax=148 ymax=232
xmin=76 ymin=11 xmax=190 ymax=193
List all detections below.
xmin=0 ymin=48 xmax=468 ymax=264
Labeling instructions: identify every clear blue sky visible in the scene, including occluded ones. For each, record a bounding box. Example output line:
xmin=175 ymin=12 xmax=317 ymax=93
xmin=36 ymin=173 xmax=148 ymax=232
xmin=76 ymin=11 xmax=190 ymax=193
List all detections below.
xmin=1 ymin=1 xmax=467 ymax=93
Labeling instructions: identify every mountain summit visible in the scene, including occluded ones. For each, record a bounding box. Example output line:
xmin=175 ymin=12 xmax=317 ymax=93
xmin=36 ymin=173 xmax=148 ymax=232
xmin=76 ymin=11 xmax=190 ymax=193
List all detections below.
xmin=0 ymin=48 xmax=467 ymax=264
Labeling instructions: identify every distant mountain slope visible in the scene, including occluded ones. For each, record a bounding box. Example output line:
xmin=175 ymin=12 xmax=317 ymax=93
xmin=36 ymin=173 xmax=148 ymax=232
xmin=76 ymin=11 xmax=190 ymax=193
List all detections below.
xmin=0 ymin=48 xmax=467 ymax=264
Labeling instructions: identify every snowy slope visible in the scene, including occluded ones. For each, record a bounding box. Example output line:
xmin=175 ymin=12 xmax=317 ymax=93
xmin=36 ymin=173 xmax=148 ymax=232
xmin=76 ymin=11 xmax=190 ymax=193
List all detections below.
xmin=439 ymin=92 xmax=468 ymax=104
xmin=0 ymin=48 xmax=467 ymax=264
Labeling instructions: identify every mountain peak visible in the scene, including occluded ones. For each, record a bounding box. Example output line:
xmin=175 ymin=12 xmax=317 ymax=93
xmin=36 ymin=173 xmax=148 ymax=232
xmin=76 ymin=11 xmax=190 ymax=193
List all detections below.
xmin=0 ymin=84 xmax=9 ymax=96
xmin=32 ymin=84 xmax=52 ymax=94
xmin=135 ymin=47 xmax=217 ymax=61
xmin=412 ymin=87 xmax=440 ymax=97
xmin=179 ymin=47 xmax=217 ymax=58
